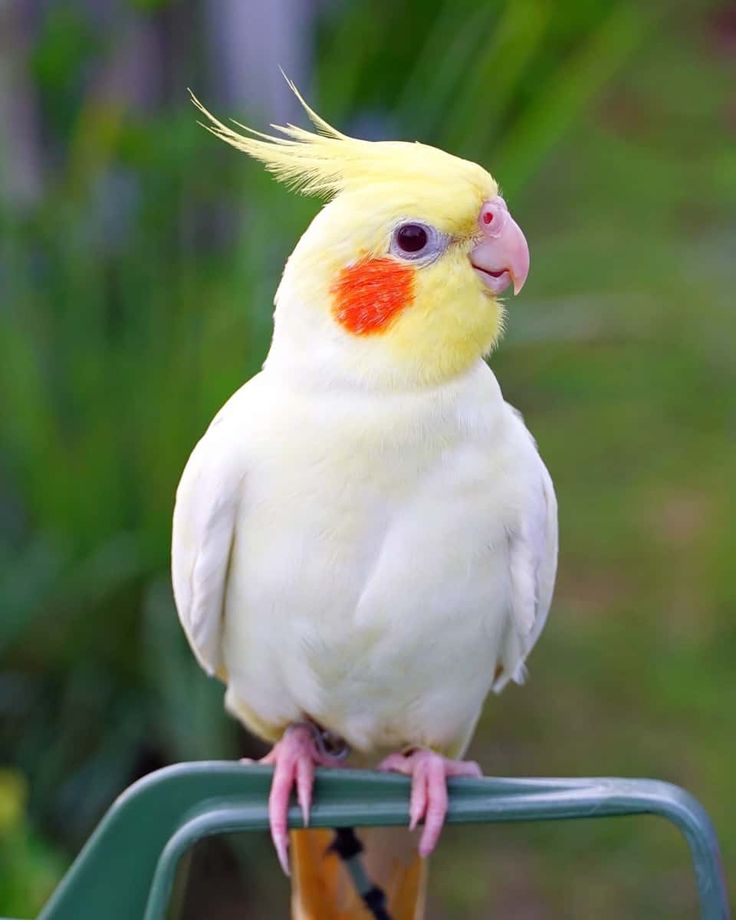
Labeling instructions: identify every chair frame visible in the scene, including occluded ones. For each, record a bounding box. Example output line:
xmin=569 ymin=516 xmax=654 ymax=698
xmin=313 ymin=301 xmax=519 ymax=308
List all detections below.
xmin=10 ymin=762 xmax=727 ymax=920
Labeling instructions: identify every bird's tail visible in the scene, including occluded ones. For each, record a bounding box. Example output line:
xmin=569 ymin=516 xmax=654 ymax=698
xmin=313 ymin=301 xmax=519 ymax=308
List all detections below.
xmin=290 ymin=826 xmax=426 ymax=920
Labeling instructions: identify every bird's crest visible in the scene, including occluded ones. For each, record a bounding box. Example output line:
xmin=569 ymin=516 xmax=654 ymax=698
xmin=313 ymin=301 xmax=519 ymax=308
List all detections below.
xmin=190 ymin=78 xmax=489 ymax=200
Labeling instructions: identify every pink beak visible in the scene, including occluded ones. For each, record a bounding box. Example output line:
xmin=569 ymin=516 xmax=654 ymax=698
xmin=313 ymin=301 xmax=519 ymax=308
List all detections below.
xmin=470 ymin=196 xmax=530 ymax=296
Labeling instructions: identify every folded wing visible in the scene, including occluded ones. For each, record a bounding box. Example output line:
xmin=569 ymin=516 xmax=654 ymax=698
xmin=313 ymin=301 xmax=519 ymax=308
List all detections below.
xmin=171 ymin=419 xmax=243 ymax=680
xmin=495 ymin=459 xmax=558 ymax=691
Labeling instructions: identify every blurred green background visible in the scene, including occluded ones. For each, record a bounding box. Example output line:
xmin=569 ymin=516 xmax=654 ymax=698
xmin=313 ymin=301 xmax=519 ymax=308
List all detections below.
xmin=0 ymin=0 xmax=734 ymax=917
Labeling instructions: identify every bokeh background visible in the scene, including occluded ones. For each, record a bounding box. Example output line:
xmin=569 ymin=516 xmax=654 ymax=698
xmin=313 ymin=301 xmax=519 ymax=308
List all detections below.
xmin=1 ymin=0 xmax=734 ymax=917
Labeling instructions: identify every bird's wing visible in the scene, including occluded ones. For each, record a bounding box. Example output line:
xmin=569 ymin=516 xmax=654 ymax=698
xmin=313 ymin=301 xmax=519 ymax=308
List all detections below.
xmin=494 ymin=458 xmax=558 ymax=691
xmin=171 ymin=417 xmax=244 ymax=680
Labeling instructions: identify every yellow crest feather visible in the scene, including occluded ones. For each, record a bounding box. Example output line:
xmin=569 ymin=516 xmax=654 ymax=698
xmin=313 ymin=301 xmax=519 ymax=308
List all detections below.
xmin=189 ymin=80 xmax=492 ymax=202
xmin=190 ymin=81 xmax=367 ymax=198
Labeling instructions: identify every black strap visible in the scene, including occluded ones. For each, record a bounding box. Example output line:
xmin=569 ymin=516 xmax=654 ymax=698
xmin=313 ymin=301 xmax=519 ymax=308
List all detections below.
xmin=330 ymin=826 xmax=364 ymax=860
xmin=362 ymin=885 xmax=392 ymax=920
xmin=329 ymin=827 xmax=393 ymax=920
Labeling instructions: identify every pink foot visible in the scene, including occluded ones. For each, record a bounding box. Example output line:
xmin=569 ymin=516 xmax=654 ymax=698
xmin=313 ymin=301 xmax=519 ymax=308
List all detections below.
xmin=242 ymin=723 xmax=344 ymax=875
xmin=378 ymin=748 xmax=482 ymax=858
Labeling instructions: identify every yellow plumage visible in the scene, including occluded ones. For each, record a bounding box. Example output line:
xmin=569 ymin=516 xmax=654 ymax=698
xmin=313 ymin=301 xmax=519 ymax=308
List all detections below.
xmin=189 ymin=82 xmax=492 ymax=210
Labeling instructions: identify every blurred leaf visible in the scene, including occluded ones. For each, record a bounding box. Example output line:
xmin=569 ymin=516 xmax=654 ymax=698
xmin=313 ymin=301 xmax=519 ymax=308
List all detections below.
xmin=496 ymin=1 xmax=656 ymax=195
xmin=395 ymin=2 xmax=498 ymax=138
xmin=443 ymin=0 xmax=552 ymax=153
xmin=0 ymin=769 xmax=65 ymax=916
xmin=0 ymin=770 xmax=26 ymax=833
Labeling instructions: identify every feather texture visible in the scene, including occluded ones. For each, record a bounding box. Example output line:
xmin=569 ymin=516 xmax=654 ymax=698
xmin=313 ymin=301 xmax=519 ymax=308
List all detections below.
xmin=171 ymin=416 xmax=244 ymax=679
xmin=189 ymin=85 xmax=492 ymax=202
xmin=172 ymin=361 xmax=557 ymax=753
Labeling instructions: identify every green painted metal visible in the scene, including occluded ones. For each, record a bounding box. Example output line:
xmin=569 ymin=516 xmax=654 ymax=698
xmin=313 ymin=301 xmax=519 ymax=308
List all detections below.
xmin=6 ymin=762 xmax=728 ymax=920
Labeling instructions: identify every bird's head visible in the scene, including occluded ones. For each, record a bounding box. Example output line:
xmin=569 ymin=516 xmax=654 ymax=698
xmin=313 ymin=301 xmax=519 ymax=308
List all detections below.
xmin=194 ymin=86 xmax=529 ymax=389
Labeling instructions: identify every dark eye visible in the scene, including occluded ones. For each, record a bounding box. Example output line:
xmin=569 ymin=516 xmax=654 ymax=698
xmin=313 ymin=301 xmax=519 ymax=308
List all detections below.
xmin=389 ymin=221 xmax=448 ymax=264
xmin=395 ymin=223 xmax=429 ymax=253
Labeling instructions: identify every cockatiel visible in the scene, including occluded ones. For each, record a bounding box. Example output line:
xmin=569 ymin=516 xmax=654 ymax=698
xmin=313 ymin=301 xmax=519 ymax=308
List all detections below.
xmin=172 ymin=84 xmax=557 ymax=919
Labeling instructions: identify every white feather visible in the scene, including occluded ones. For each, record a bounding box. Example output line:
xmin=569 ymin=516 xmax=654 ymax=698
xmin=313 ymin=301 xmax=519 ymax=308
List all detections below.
xmin=171 ymin=417 xmax=244 ymax=677
xmin=172 ymin=359 xmax=558 ymax=754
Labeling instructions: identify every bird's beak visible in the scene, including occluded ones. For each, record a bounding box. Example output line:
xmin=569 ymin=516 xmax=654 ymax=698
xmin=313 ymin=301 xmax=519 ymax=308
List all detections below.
xmin=470 ymin=196 xmax=530 ymax=295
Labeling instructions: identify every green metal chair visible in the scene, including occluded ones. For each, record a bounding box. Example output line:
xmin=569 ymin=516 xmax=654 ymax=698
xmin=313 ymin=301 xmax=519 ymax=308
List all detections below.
xmin=6 ymin=762 xmax=730 ymax=919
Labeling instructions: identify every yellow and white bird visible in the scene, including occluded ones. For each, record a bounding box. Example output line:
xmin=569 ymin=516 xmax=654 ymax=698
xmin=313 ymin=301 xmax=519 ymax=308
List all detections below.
xmin=172 ymin=85 xmax=557 ymax=919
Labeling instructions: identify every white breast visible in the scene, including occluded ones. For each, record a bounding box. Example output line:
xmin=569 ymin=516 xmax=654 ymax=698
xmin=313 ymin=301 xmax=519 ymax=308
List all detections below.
xmin=217 ymin=361 xmax=548 ymax=755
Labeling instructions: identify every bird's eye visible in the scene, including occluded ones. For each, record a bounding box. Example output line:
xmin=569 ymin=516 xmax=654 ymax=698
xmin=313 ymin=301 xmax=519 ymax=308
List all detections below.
xmin=396 ymin=223 xmax=428 ymax=254
xmin=389 ymin=221 xmax=447 ymax=264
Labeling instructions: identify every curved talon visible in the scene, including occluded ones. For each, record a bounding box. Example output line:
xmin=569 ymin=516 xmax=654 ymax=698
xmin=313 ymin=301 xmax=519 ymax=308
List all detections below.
xmin=378 ymin=748 xmax=482 ymax=858
xmin=241 ymin=722 xmax=347 ymax=875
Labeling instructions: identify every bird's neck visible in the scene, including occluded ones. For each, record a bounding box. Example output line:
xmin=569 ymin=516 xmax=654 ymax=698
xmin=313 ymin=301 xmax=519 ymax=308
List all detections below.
xmin=267 ymin=277 xmax=494 ymax=394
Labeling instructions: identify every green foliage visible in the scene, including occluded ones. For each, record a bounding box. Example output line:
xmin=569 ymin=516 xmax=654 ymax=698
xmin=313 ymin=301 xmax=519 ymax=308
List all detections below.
xmin=0 ymin=771 xmax=64 ymax=915
xmin=1 ymin=0 xmax=735 ymax=916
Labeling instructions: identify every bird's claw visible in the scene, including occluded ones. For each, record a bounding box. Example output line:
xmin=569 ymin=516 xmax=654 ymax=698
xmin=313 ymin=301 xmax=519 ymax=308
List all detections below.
xmin=378 ymin=748 xmax=481 ymax=858
xmin=242 ymin=722 xmax=345 ymax=875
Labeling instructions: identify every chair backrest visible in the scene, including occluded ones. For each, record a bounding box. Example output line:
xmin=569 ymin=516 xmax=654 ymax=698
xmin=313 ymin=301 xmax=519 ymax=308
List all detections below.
xmin=20 ymin=762 xmax=729 ymax=920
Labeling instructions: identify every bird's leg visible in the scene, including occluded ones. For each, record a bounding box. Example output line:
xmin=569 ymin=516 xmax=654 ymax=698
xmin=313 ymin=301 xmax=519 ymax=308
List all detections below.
xmin=378 ymin=748 xmax=482 ymax=857
xmin=242 ymin=721 xmax=347 ymax=875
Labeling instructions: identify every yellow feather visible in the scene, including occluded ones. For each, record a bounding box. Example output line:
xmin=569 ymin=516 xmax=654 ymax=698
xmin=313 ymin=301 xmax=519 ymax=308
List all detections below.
xmin=190 ymin=81 xmax=504 ymax=383
xmin=189 ymin=85 xmax=493 ymax=208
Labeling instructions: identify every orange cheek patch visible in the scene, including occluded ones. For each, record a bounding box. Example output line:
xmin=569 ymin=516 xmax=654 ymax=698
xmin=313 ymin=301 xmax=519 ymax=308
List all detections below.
xmin=331 ymin=258 xmax=415 ymax=335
